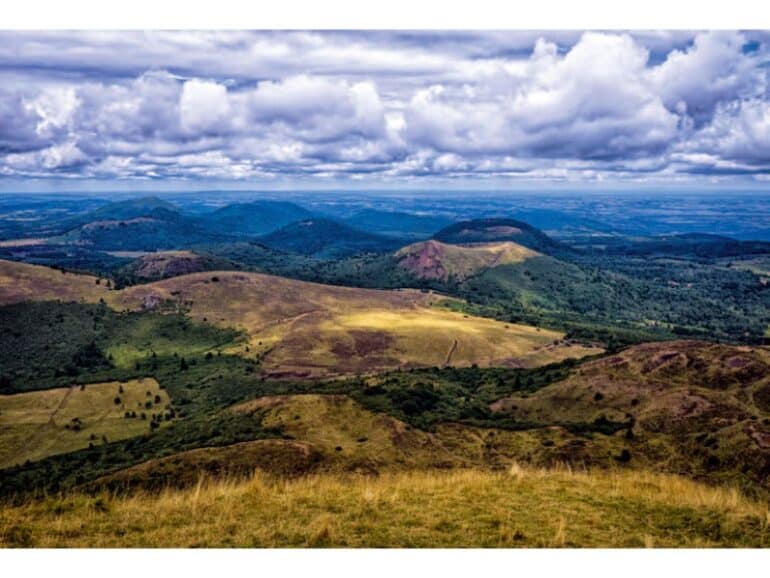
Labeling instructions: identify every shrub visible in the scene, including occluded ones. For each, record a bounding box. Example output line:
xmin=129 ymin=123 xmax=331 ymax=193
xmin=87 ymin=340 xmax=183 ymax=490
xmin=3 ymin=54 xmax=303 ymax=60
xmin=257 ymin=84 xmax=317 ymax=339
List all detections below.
xmin=616 ymin=449 xmax=632 ymax=463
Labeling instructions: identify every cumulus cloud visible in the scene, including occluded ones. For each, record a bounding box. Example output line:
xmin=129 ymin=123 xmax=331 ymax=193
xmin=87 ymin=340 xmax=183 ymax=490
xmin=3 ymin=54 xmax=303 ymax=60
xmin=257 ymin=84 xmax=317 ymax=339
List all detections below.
xmin=180 ymin=79 xmax=231 ymax=134
xmin=405 ymin=33 xmax=680 ymax=161
xmin=650 ymin=31 xmax=763 ymax=124
xmin=0 ymin=30 xmax=768 ymax=184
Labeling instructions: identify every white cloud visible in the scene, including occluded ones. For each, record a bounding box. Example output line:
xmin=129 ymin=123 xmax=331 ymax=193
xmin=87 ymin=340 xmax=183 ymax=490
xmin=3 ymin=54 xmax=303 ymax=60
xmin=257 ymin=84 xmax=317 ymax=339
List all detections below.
xmin=649 ymin=31 xmax=762 ymax=124
xmin=405 ymin=33 xmax=679 ymax=160
xmin=0 ymin=30 xmax=768 ymax=183
xmin=23 ymin=87 xmax=79 ymax=139
xmin=180 ymin=79 xmax=230 ymax=134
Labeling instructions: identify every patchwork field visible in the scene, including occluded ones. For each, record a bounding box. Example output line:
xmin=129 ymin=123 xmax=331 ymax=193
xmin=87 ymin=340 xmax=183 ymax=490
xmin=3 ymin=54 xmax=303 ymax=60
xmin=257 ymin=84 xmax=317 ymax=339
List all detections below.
xmin=2 ymin=466 xmax=768 ymax=547
xmin=0 ymin=378 xmax=170 ymax=469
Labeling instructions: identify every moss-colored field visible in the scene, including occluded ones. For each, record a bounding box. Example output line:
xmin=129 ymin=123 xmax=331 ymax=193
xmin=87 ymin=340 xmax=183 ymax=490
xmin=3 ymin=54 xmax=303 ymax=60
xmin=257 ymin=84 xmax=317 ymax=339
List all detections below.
xmin=2 ymin=466 xmax=767 ymax=547
xmin=0 ymin=378 xmax=170 ymax=469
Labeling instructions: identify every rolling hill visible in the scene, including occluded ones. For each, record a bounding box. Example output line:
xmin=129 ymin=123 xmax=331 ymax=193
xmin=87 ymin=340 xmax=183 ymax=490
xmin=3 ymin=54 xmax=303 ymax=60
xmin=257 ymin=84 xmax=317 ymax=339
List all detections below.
xmin=118 ymin=251 xmax=234 ymax=282
xmin=52 ymin=215 xmax=228 ymax=251
xmin=113 ymin=269 xmax=594 ymax=378
xmin=433 ymin=218 xmax=562 ymax=254
xmin=395 ymin=239 xmax=539 ymax=281
xmin=197 ymin=200 xmax=314 ymax=237
xmin=259 ymin=218 xmax=404 ymax=259
xmin=81 ymin=196 xmax=181 ymax=222
xmin=0 ymin=259 xmax=109 ymax=305
xmin=345 ymin=209 xmax=453 ymax=239
xmin=491 ymin=340 xmax=770 ymax=492
xmin=0 ymin=259 xmax=595 ymax=379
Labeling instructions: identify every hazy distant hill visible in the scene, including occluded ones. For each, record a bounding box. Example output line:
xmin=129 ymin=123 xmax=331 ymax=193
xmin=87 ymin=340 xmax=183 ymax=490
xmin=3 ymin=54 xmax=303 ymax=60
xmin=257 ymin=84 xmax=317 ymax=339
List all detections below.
xmin=198 ymin=200 xmax=314 ymax=236
xmin=54 ymin=216 xmax=229 ymax=251
xmin=259 ymin=218 xmax=403 ymax=259
xmin=81 ymin=196 xmax=181 ymax=222
xmin=44 ymin=196 xmax=232 ymax=250
xmin=345 ymin=209 xmax=453 ymax=239
xmin=599 ymin=233 xmax=770 ymax=258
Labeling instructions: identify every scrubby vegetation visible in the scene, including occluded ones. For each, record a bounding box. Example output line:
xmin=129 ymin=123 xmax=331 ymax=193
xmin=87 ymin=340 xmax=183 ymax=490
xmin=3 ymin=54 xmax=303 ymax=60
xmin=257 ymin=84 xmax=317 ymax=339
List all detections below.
xmin=0 ymin=301 xmax=240 ymax=393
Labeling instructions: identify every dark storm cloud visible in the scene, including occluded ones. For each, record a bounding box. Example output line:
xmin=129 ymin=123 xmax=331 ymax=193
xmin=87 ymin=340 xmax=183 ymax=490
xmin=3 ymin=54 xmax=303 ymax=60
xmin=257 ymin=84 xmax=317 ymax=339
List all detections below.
xmin=0 ymin=30 xmax=768 ymax=185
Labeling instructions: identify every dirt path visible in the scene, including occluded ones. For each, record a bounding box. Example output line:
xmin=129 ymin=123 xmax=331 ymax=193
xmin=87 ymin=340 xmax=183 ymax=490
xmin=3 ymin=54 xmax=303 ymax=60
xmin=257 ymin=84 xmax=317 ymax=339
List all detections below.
xmin=444 ymin=339 xmax=458 ymax=366
xmin=250 ymin=308 xmax=323 ymax=335
xmin=23 ymin=386 xmax=75 ymax=456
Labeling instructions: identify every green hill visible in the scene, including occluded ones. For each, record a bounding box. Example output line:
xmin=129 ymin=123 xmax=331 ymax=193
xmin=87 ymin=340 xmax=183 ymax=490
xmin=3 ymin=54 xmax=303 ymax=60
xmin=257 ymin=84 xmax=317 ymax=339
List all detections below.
xmin=433 ymin=218 xmax=562 ymax=254
xmin=198 ymin=200 xmax=314 ymax=236
xmin=53 ymin=217 xmax=229 ymax=251
xmin=260 ymin=219 xmax=403 ymax=259
xmin=82 ymin=196 xmax=180 ymax=222
xmin=346 ymin=209 xmax=453 ymax=239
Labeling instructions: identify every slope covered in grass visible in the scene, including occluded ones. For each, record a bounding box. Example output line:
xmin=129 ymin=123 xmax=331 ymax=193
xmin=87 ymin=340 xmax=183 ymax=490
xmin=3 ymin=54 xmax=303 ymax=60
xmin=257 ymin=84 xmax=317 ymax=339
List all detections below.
xmin=2 ymin=466 xmax=767 ymax=547
xmin=113 ymin=270 xmax=593 ymax=377
xmin=492 ymin=341 xmax=770 ymax=493
xmin=0 ymin=378 xmax=169 ymax=469
xmin=0 ymin=259 xmax=109 ymax=305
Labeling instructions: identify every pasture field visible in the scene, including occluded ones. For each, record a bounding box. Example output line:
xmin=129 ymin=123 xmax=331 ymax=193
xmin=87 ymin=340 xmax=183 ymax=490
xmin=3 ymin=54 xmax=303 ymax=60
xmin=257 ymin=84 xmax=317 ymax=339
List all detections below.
xmin=0 ymin=378 xmax=170 ymax=468
xmin=1 ymin=466 xmax=767 ymax=547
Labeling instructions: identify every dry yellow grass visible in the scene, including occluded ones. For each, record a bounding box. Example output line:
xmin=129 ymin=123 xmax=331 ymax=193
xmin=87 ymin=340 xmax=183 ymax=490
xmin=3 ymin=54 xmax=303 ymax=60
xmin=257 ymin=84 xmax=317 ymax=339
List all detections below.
xmin=0 ymin=378 xmax=170 ymax=468
xmin=0 ymin=260 xmax=108 ymax=305
xmin=0 ymin=260 xmax=597 ymax=376
xmin=1 ymin=465 xmax=767 ymax=547
xmin=110 ymin=270 xmax=593 ymax=377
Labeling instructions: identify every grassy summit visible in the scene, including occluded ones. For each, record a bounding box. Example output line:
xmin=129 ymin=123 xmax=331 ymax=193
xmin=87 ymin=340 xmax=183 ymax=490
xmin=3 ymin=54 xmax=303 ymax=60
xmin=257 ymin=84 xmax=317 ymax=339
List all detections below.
xmin=1 ymin=466 xmax=767 ymax=547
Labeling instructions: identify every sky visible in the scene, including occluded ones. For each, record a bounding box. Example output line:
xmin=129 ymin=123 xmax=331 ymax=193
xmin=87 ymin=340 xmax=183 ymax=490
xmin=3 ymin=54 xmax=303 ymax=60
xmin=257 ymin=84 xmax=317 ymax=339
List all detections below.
xmin=1 ymin=30 xmax=769 ymax=191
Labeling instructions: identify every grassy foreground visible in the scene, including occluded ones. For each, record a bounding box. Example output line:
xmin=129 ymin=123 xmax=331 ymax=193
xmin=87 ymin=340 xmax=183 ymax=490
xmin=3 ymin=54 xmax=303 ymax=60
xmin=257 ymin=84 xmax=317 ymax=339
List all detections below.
xmin=2 ymin=466 xmax=768 ymax=547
